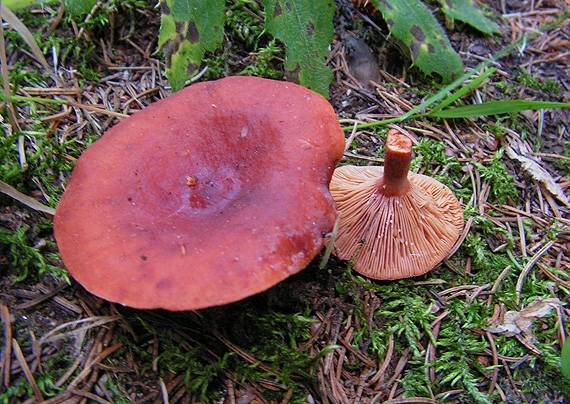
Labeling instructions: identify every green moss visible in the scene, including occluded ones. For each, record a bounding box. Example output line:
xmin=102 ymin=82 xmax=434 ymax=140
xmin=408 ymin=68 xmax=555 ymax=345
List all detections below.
xmin=475 ymin=149 xmax=518 ymax=204
xmin=516 ymin=68 xmax=561 ymax=94
xmin=225 ymin=0 xmax=264 ymax=49
xmin=240 ymin=39 xmax=283 ymax=79
xmin=0 ymin=226 xmax=69 ymax=283
xmin=435 ymin=322 xmax=491 ymax=403
xmin=411 ymin=138 xmax=471 ymax=201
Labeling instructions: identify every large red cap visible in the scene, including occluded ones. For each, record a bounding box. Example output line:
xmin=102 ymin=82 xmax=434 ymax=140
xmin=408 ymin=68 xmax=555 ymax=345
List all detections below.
xmin=54 ymin=77 xmax=344 ymax=310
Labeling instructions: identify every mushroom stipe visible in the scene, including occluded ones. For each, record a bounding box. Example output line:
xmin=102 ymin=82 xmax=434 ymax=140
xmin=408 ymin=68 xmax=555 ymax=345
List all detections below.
xmin=55 ymin=76 xmax=345 ymax=311
xmin=330 ymin=129 xmax=464 ymax=280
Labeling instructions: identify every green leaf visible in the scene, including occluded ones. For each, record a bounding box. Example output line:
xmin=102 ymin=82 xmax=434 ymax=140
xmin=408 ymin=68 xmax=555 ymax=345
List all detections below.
xmin=161 ymin=0 xmax=225 ymax=91
xmin=158 ymin=14 xmax=177 ymax=50
xmin=440 ymin=0 xmax=500 ymax=35
xmin=562 ymin=339 xmax=570 ymax=380
xmin=64 ymin=0 xmax=97 ymax=16
xmin=3 ymin=0 xmax=56 ymax=10
xmin=369 ymin=0 xmax=463 ymax=83
xmin=263 ymin=0 xmax=335 ymax=97
xmin=428 ymin=100 xmax=570 ymax=118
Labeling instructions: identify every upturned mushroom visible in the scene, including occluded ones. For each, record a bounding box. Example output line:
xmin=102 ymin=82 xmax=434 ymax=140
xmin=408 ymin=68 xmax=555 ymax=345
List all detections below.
xmin=55 ymin=76 xmax=344 ymax=310
xmin=330 ymin=129 xmax=463 ymax=279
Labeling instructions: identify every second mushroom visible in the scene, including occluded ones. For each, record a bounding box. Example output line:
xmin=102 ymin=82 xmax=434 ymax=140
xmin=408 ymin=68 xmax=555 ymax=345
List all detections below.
xmin=330 ymin=129 xmax=464 ymax=280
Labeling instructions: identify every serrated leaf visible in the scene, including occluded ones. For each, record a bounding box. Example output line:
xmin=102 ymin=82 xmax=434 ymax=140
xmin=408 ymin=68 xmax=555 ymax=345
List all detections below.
xmin=160 ymin=0 xmax=225 ymax=91
xmin=263 ymin=0 xmax=335 ymax=97
xmin=428 ymin=100 xmax=570 ymax=118
xmin=158 ymin=14 xmax=177 ymax=49
xmin=440 ymin=0 xmax=500 ymax=35
xmin=369 ymin=0 xmax=463 ymax=83
xmin=64 ymin=0 xmax=97 ymax=16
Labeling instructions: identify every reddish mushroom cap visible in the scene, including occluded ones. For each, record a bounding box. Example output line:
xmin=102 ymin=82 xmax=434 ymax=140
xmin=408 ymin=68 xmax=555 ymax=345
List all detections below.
xmin=55 ymin=77 xmax=344 ymax=310
xmin=330 ymin=130 xmax=463 ymax=279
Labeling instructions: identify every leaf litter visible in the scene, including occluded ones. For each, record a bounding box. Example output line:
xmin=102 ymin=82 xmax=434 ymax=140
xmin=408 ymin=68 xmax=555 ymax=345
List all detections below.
xmin=1 ymin=0 xmax=569 ymax=402
xmin=487 ymin=298 xmax=564 ymax=339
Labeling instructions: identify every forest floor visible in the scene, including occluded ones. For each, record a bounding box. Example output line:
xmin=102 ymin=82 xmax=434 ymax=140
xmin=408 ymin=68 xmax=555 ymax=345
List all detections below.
xmin=1 ymin=0 xmax=569 ymax=402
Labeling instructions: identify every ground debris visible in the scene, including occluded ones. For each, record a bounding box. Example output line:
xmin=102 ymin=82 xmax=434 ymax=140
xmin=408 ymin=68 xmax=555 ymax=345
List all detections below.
xmin=486 ymin=298 xmax=564 ymax=339
xmin=504 ymin=134 xmax=570 ymax=207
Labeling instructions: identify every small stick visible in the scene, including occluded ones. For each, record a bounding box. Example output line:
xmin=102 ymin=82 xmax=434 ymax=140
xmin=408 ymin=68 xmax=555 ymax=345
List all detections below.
xmin=486 ymin=332 xmax=499 ymax=396
xmin=13 ymin=339 xmax=44 ymax=402
xmin=1 ymin=304 xmax=11 ymax=388
xmin=159 ymin=378 xmax=170 ymax=404
xmin=517 ymin=216 xmax=527 ymax=257
xmin=487 ymin=266 xmax=512 ymax=305
xmin=515 ymin=241 xmax=555 ymax=305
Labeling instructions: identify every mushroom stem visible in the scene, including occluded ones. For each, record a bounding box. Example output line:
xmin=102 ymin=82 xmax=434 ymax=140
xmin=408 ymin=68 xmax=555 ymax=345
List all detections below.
xmin=377 ymin=130 xmax=412 ymax=196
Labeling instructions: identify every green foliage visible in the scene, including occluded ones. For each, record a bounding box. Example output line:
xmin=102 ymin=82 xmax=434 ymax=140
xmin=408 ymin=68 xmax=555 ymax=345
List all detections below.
xmin=3 ymin=0 xmax=56 ymax=10
xmin=412 ymin=138 xmax=452 ymax=170
xmin=204 ymin=55 xmax=226 ymax=79
xmin=439 ymin=0 xmax=500 ymax=35
xmin=64 ymin=0 xmax=97 ymax=16
xmin=378 ymin=293 xmax=435 ymax=357
xmin=226 ymin=0 xmax=264 ymax=49
xmin=0 ymin=226 xmax=69 ymax=283
xmin=344 ymin=57 xmax=570 ymax=131
xmin=0 ymin=116 xmax=93 ymax=206
xmin=401 ymin=364 xmax=432 ymax=397
xmin=436 ymin=322 xmax=491 ymax=403
xmin=158 ymin=14 xmax=177 ymax=49
xmin=369 ymin=0 xmax=463 ymax=83
xmin=463 ymin=233 xmax=514 ymax=277
xmin=429 ymin=100 xmax=570 ymax=119
xmin=411 ymin=138 xmax=471 ymax=201
xmin=157 ymin=344 xmax=231 ymax=401
xmin=248 ymin=311 xmax=336 ymax=385
xmin=476 ymin=149 xmax=518 ymax=204
xmin=159 ymin=0 xmax=333 ymax=95
xmin=35 ymin=373 xmax=64 ymax=397
xmin=0 ymin=379 xmax=33 ymax=402
xmin=160 ymin=0 xmax=225 ymax=91
xmin=516 ymin=69 xmax=561 ymax=94
xmin=431 ymin=67 xmax=496 ymax=112
xmin=263 ymin=0 xmax=335 ymax=96
xmin=344 ymin=273 xmax=436 ymax=357
xmin=240 ymin=39 xmax=283 ymax=79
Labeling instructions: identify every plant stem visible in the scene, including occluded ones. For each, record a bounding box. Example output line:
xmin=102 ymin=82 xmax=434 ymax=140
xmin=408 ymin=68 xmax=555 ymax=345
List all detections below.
xmin=377 ymin=130 xmax=412 ymax=196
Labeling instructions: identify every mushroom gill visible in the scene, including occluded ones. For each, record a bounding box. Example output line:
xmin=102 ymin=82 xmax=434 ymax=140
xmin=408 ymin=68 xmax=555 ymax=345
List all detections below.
xmin=330 ymin=130 xmax=464 ymax=280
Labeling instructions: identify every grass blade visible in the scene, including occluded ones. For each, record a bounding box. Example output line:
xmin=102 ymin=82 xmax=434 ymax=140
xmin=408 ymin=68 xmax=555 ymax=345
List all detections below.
xmin=344 ymin=39 xmax=523 ymax=131
xmin=0 ymin=180 xmax=56 ymax=215
xmin=428 ymin=100 xmax=570 ymax=119
xmin=0 ymin=4 xmax=53 ymax=76
xmin=432 ymin=67 xmax=496 ymax=112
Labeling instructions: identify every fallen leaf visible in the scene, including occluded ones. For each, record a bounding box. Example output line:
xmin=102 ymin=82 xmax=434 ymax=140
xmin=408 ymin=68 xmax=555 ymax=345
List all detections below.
xmin=486 ymin=298 xmax=563 ymax=339
xmin=504 ymin=136 xmax=570 ymax=207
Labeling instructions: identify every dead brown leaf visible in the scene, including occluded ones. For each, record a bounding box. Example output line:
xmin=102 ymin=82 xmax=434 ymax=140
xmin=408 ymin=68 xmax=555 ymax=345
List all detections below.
xmin=505 ymin=135 xmax=570 ymax=207
xmin=486 ymin=298 xmax=563 ymax=339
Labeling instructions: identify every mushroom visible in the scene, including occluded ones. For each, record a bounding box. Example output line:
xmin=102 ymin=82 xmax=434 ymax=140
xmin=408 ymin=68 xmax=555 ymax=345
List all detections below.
xmin=55 ymin=76 xmax=344 ymax=310
xmin=330 ymin=129 xmax=463 ymax=279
